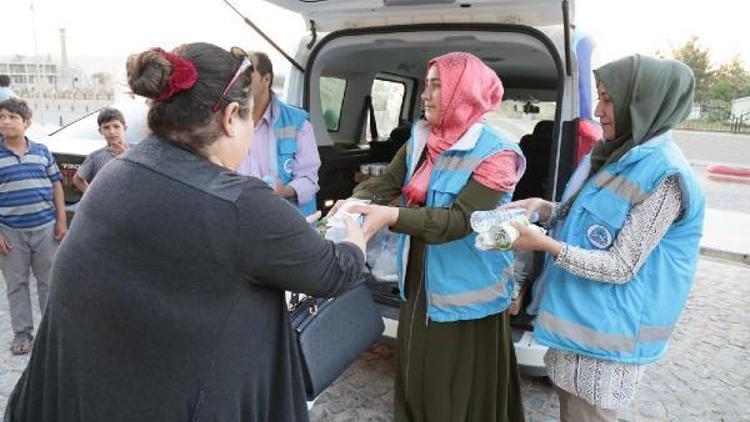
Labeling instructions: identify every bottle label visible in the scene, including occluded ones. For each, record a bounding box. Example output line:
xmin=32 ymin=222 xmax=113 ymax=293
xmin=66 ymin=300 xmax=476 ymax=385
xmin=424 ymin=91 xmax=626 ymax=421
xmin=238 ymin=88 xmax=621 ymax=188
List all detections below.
xmin=470 ymin=207 xmax=525 ymax=233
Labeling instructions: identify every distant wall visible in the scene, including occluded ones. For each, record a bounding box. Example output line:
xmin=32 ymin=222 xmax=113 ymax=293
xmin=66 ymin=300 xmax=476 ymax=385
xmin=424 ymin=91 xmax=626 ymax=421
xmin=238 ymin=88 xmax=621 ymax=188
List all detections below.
xmin=23 ymin=98 xmax=111 ymax=126
xmin=732 ymin=97 xmax=750 ymax=118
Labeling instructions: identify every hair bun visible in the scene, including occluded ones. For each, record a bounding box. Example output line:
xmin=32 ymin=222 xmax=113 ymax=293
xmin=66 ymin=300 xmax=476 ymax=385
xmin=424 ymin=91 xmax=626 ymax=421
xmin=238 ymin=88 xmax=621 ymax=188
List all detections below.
xmin=126 ymin=50 xmax=173 ymax=100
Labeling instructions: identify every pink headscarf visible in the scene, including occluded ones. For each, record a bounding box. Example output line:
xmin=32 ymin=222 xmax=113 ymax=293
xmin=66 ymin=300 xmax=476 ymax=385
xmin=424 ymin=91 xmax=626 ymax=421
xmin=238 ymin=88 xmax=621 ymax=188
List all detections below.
xmin=403 ymin=52 xmax=516 ymax=206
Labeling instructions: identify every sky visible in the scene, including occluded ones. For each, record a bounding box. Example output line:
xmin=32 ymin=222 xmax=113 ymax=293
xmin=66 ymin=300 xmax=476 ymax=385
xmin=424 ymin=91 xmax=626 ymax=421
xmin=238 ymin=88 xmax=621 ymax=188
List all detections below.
xmin=1 ymin=0 xmax=748 ymax=79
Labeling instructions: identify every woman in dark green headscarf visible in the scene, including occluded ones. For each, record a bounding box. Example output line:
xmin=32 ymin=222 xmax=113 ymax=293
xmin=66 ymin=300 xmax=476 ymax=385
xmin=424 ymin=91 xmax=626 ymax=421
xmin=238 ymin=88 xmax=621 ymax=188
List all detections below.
xmin=499 ymin=55 xmax=705 ymax=421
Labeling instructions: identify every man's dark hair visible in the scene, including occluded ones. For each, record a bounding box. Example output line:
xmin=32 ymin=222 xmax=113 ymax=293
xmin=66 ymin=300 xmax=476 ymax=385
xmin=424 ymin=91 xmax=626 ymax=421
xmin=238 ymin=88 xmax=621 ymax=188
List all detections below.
xmin=0 ymin=75 xmax=10 ymax=87
xmin=97 ymin=107 xmax=126 ymax=127
xmin=249 ymin=51 xmax=274 ymax=88
xmin=0 ymin=98 xmax=32 ymax=122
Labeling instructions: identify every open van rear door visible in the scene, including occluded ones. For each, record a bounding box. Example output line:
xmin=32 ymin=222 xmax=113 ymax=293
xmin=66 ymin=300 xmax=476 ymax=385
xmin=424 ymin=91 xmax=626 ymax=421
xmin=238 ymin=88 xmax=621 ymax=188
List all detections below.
xmin=261 ymin=0 xmax=573 ymax=32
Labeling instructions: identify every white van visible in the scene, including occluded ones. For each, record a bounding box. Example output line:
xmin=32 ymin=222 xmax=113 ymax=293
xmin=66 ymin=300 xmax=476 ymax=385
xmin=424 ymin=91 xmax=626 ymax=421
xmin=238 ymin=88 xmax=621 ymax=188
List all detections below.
xmin=46 ymin=0 xmax=599 ymax=377
xmin=255 ymin=0 xmax=599 ymax=376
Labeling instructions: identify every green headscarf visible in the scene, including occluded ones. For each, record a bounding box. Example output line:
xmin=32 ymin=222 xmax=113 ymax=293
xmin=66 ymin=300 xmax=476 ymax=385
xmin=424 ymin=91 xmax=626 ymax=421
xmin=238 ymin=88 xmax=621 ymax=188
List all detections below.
xmin=589 ymin=54 xmax=696 ymax=175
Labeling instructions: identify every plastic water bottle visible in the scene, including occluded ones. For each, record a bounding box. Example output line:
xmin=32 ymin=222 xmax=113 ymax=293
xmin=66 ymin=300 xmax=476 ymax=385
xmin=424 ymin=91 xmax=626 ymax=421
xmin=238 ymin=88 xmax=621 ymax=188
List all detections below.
xmin=475 ymin=215 xmax=547 ymax=251
xmin=323 ymin=198 xmax=370 ymax=243
xmin=325 ymin=226 xmax=348 ymax=243
xmin=470 ymin=207 xmax=538 ymax=233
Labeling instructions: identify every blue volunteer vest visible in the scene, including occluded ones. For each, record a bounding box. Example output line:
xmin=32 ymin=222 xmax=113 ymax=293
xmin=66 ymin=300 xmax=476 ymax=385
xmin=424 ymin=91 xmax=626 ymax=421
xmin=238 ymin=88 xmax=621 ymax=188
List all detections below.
xmin=534 ymin=132 xmax=705 ymax=365
xmin=268 ymin=96 xmax=317 ymax=216
xmin=396 ymin=121 xmax=525 ymax=323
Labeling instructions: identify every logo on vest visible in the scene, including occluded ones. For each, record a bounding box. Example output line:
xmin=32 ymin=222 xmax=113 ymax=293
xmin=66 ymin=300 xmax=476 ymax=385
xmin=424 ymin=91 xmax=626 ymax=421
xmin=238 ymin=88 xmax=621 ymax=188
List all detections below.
xmin=587 ymin=224 xmax=613 ymax=249
xmin=283 ymin=158 xmax=295 ymax=175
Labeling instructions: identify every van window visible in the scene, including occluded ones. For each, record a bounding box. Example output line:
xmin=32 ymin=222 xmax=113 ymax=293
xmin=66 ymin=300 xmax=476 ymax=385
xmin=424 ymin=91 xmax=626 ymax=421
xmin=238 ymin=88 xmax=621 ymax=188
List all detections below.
xmin=320 ymin=77 xmax=347 ymax=131
xmin=366 ymin=79 xmax=406 ymax=142
xmin=484 ymin=100 xmax=557 ymax=142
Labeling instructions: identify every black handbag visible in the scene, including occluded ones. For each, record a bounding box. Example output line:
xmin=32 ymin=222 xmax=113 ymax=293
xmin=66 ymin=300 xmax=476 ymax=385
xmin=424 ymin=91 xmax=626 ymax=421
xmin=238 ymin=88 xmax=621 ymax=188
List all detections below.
xmin=289 ymin=282 xmax=385 ymax=400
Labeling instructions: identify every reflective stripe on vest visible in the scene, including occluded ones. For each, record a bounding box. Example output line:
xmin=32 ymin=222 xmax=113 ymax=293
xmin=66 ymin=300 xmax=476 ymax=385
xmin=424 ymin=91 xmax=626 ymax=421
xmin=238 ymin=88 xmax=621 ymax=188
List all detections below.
xmin=428 ymin=266 xmax=512 ymax=309
xmin=433 ymin=154 xmax=483 ymax=173
xmin=593 ymin=172 xmax=649 ymax=204
xmin=275 ymin=127 xmax=298 ymax=140
xmin=537 ymin=311 xmax=675 ymax=354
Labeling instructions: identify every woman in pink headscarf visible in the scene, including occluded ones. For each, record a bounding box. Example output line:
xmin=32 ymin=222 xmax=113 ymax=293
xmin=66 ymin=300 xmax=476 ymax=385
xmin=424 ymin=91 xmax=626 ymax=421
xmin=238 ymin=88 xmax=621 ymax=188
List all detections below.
xmin=333 ymin=52 xmax=526 ymax=421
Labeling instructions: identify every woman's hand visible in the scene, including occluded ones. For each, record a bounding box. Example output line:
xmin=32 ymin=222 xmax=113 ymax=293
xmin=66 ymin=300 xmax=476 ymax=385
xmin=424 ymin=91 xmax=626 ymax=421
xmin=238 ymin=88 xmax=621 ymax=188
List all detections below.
xmin=501 ymin=197 xmax=554 ymax=222
xmin=341 ymin=214 xmax=367 ymax=256
xmin=348 ymin=204 xmax=399 ymax=241
xmin=508 ymin=221 xmax=562 ymax=257
xmin=326 ymin=199 xmax=352 ymax=218
xmin=305 ymin=211 xmax=322 ymax=224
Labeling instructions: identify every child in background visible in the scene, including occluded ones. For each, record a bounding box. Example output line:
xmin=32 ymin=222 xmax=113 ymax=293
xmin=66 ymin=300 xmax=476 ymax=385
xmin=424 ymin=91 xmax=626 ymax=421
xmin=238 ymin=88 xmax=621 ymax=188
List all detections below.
xmin=72 ymin=107 xmax=129 ymax=193
xmin=0 ymin=98 xmax=67 ymax=355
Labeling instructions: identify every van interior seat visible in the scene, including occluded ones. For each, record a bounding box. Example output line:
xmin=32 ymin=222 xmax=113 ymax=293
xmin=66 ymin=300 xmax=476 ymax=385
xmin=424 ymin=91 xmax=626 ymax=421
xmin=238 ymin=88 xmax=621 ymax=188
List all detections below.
xmin=574 ymin=118 xmax=602 ymax=166
xmin=370 ymin=119 xmax=412 ymax=163
xmin=389 ymin=119 xmax=412 ymax=147
xmin=513 ymin=120 xmax=553 ymax=200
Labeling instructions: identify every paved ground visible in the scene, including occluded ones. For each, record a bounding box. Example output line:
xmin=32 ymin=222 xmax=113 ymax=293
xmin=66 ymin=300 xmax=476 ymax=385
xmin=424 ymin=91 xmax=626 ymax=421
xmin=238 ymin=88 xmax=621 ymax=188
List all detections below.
xmin=308 ymin=256 xmax=750 ymax=422
xmin=673 ymin=130 xmax=750 ymax=214
xmin=672 ymin=130 xmax=750 ymax=168
xmin=2 ymin=256 xmax=745 ymax=420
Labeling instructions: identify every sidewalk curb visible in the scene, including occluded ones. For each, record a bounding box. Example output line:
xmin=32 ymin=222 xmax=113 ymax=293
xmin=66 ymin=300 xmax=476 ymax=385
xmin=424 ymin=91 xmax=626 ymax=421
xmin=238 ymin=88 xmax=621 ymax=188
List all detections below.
xmin=700 ymin=246 xmax=750 ymax=266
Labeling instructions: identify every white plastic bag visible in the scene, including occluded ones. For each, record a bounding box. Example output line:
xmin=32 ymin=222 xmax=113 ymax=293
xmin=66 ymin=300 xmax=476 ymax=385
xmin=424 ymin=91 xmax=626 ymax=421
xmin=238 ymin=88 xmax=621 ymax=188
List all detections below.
xmin=324 ymin=198 xmax=370 ymax=242
xmin=366 ymin=227 xmax=399 ymax=282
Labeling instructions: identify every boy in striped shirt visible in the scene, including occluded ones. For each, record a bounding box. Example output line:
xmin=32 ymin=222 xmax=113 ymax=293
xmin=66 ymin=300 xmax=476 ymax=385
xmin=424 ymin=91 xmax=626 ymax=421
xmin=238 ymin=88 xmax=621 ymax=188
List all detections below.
xmin=0 ymin=98 xmax=67 ymax=355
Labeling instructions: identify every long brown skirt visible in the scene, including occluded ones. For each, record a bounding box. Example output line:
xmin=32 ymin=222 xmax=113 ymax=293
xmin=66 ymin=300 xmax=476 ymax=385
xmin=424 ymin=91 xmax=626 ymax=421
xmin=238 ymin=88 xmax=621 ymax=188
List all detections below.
xmin=394 ymin=241 xmax=525 ymax=422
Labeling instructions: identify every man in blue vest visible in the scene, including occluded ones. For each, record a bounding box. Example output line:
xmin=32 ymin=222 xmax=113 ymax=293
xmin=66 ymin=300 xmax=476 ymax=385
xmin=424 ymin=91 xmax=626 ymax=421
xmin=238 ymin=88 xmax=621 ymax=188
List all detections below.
xmin=237 ymin=52 xmax=320 ymax=216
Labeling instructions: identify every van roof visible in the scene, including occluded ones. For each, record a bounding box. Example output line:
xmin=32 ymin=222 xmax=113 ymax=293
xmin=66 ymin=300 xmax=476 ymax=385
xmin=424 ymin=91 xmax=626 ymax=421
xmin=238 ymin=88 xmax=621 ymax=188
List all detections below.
xmin=259 ymin=0 xmax=574 ymax=32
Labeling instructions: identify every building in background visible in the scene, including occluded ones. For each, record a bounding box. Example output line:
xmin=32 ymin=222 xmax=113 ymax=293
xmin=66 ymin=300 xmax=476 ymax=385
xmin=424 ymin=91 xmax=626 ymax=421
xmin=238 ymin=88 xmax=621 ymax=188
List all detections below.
xmin=731 ymin=96 xmax=750 ymax=119
xmin=0 ymin=56 xmax=91 ymax=98
xmin=0 ymin=28 xmax=117 ymax=126
xmin=0 ymin=28 xmax=111 ymax=100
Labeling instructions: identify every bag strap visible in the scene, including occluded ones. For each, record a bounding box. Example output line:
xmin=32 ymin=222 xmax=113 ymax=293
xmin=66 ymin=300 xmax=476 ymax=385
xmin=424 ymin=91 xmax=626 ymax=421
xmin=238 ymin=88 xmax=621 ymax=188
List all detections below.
xmin=289 ymin=292 xmax=320 ymax=316
xmin=289 ymin=292 xmax=301 ymax=310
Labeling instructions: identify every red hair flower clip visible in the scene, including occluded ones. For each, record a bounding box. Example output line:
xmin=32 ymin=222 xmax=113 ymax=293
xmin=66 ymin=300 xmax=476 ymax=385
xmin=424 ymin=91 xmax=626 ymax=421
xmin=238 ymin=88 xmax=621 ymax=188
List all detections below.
xmin=152 ymin=47 xmax=198 ymax=101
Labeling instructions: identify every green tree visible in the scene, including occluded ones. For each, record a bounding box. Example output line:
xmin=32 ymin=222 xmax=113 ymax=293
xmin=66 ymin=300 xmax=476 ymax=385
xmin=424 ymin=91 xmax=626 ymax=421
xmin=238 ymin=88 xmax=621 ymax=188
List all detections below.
xmin=671 ymin=36 xmax=713 ymax=103
xmin=710 ymin=56 xmax=750 ymax=104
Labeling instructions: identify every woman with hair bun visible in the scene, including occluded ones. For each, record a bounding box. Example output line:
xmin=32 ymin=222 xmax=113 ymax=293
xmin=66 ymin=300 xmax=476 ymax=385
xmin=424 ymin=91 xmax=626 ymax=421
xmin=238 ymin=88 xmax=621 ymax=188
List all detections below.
xmin=4 ymin=42 xmax=366 ymax=422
